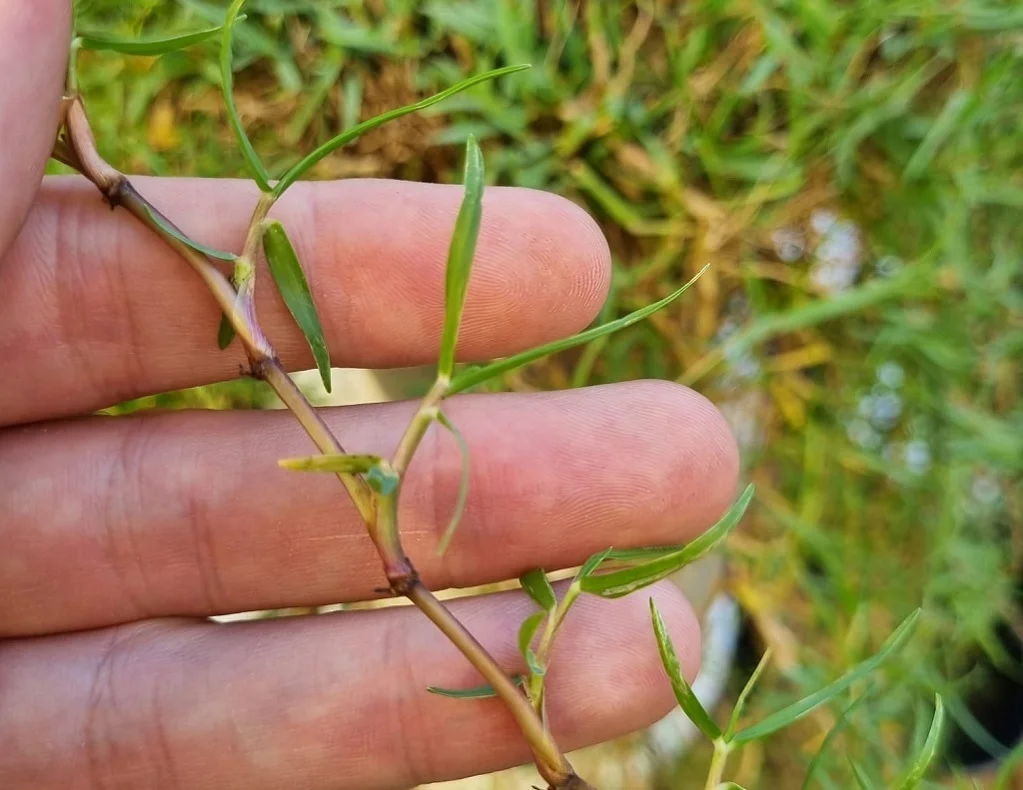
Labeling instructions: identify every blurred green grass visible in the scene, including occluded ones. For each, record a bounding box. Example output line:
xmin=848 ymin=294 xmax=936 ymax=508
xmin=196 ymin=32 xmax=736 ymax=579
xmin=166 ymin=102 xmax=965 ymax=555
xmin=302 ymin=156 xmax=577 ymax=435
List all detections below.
xmin=67 ymin=0 xmax=1023 ymax=787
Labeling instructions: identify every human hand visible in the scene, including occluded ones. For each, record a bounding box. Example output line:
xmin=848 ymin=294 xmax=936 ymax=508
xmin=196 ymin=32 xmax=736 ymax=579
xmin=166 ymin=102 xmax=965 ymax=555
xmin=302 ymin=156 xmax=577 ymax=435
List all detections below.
xmin=0 ymin=3 xmax=739 ymax=788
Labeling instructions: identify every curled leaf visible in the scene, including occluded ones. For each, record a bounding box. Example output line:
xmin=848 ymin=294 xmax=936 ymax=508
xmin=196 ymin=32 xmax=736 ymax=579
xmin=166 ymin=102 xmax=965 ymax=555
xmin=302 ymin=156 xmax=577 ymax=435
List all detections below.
xmin=435 ymin=411 xmax=471 ymax=555
xmin=518 ymin=612 xmax=547 ymax=677
xmin=261 ymin=220 xmax=332 ymax=394
xmin=438 ymin=136 xmax=485 ymax=378
xmin=520 ymin=569 xmax=557 ymax=612
xmin=650 ymin=598 xmax=722 ymax=740
xmin=447 ymin=265 xmax=709 ymax=395
xmin=76 ymin=18 xmax=244 ymax=56
xmin=580 ymin=484 xmax=754 ymax=598
xmin=897 ymin=695 xmax=945 ymax=789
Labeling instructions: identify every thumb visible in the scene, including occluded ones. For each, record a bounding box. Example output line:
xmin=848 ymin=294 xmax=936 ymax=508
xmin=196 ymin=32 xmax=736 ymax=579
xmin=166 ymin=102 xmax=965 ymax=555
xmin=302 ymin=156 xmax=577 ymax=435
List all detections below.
xmin=0 ymin=0 xmax=71 ymax=256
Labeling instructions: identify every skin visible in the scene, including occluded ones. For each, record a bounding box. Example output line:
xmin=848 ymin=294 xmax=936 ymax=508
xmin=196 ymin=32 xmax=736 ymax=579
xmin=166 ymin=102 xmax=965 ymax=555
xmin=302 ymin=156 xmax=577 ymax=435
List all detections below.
xmin=0 ymin=2 xmax=740 ymax=789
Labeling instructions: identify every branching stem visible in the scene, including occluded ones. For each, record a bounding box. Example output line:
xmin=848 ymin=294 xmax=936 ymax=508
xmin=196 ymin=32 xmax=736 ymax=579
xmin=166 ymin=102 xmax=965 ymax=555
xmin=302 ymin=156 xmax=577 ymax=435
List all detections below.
xmin=59 ymin=94 xmax=590 ymax=790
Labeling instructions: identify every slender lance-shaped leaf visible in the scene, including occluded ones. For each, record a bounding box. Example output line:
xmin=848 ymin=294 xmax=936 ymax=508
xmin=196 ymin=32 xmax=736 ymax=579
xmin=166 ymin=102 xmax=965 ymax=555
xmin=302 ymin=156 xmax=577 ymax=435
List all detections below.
xmin=261 ymin=220 xmax=332 ymax=393
xmin=435 ymin=411 xmax=471 ymax=555
xmin=580 ymin=483 xmax=754 ymax=599
xmin=733 ymin=608 xmax=923 ymax=744
xmin=650 ymin=598 xmax=722 ymax=740
xmin=220 ymin=0 xmax=272 ymax=191
xmin=448 ymin=265 xmax=709 ymax=395
xmin=77 ymin=18 xmax=244 ymax=55
xmin=438 ymin=136 xmax=485 ymax=379
xmin=278 ymin=453 xmax=383 ymax=474
xmin=520 ymin=569 xmax=557 ymax=611
xmin=725 ymin=647 xmax=774 ymax=740
xmin=272 ymin=65 xmax=530 ymax=199
xmin=427 ymin=676 xmax=525 ymax=700
xmin=897 ymin=695 xmax=945 ymax=789
xmin=850 ymin=759 xmax=878 ymax=790
xmin=518 ymin=612 xmax=547 ymax=677
xmin=142 ymin=204 xmax=237 ymax=260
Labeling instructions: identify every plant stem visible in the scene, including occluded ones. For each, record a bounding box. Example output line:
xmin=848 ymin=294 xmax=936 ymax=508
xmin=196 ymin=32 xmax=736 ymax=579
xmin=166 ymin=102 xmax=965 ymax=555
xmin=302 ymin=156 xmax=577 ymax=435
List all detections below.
xmin=705 ymin=739 xmax=731 ymax=790
xmin=59 ymin=95 xmax=592 ymax=789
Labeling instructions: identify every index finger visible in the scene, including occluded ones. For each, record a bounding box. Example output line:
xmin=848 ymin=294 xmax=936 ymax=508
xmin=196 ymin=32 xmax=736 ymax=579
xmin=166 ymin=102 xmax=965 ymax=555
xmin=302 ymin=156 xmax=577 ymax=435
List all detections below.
xmin=0 ymin=176 xmax=611 ymax=426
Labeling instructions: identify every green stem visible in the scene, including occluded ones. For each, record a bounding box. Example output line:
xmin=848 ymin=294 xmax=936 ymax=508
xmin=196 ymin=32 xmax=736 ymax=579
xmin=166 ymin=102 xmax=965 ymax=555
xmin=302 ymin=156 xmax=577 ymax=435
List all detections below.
xmin=528 ymin=581 xmax=583 ymax=714
xmin=705 ymin=739 xmax=731 ymax=790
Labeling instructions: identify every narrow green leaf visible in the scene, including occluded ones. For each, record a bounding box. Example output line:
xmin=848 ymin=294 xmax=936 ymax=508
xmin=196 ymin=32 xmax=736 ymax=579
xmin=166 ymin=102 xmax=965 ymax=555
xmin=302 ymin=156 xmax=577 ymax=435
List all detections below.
xmin=77 ymin=18 xmax=243 ymax=55
xmin=426 ymin=675 xmax=525 ymax=699
xmin=366 ymin=465 xmax=399 ymax=496
xmin=897 ymin=695 xmax=945 ymax=789
xmin=220 ymin=0 xmax=272 ymax=191
xmin=142 ymin=204 xmax=237 ymax=260
xmin=580 ymin=484 xmax=754 ymax=598
xmin=733 ymin=609 xmax=922 ymax=744
xmin=261 ymin=220 xmax=332 ymax=394
xmin=801 ymin=686 xmax=873 ymax=790
xmin=850 ymin=759 xmax=877 ymax=790
xmin=217 ymin=313 xmax=236 ymax=349
xmin=725 ymin=647 xmax=774 ymax=740
xmin=435 ymin=412 xmax=471 ymax=555
xmin=520 ymin=569 xmax=557 ymax=611
xmin=718 ymin=785 xmax=749 ymax=789
xmin=448 ymin=265 xmax=709 ymax=395
xmin=278 ymin=453 xmax=382 ymax=474
xmin=438 ymin=136 xmax=485 ymax=378
xmin=272 ymin=65 xmax=530 ymax=198
xmin=650 ymin=598 xmax=722 ymax=740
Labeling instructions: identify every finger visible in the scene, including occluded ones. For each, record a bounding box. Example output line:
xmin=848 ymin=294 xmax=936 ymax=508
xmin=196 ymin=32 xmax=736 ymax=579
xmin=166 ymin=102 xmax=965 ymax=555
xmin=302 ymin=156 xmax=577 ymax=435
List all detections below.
xmin=0 ymin=580 xmax=700 ymax=790
xmin=0 ymin=1 xmax=69 ymax=256
xmin=0 ymin=381 xmax=739 ymax=636
xmin=0 ymin=176 xmax=610 ymax=426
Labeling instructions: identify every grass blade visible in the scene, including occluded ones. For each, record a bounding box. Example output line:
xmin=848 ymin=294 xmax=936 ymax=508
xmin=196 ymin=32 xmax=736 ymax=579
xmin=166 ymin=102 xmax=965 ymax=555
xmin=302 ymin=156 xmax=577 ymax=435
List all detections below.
xmin=272 ymin=65 xmax=529 ymax=198
xmin=580 ymin=484 xmax=754 ymax=598
xmin=575 ymin=548 xmax=613 ymax=583
xmin=650 ymin=598 xmax=722 ymax=740
xmin=438 ymin=136 xmax=485 ymax=378
xmin=448 ymin=265 xmax=709 ymax=395
xmin=77 ymin=18 xmax=243 ymax=55
xmin=427 ymin=675 xmax=525 ymax=699
xmin=435 ymin=411 xmax=471 ymax=555
xmin=520 ymin=568 xmax=557 ymax=611
xmin=897 ymin=695 xmax=945 ymax=789
xmin=261 ymin=220 xmax=332 ymax=394
xmin=141 ymin=204 xmax=236 ymax=260
xmin=220 ymin=0 xmax=271 ymax=191
xmin=733 ymin=608 xmax=922 ymax=744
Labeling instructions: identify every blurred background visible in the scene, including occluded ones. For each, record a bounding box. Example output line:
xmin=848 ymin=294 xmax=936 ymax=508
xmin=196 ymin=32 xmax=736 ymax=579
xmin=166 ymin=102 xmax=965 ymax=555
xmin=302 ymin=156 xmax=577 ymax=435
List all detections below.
xmin=67 ymin=1 xmax=1022 ymax=787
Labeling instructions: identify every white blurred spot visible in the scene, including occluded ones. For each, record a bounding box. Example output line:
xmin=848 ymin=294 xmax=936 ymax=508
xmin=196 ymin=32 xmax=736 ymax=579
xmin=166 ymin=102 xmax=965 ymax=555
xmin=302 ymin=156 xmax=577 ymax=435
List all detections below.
xmin=877 ymin=362 xmax=905 ymax=389
xmin=772 ymin=227 xmax=806 ymax=262
xmin=904 ymin=439 xmax=932 ymax=475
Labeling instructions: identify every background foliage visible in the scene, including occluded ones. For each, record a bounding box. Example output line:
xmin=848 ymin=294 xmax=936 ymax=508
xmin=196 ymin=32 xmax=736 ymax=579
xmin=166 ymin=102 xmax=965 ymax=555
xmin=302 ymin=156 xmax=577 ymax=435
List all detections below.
xmin=66 ymin=1 xmax=1023 ymax=787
